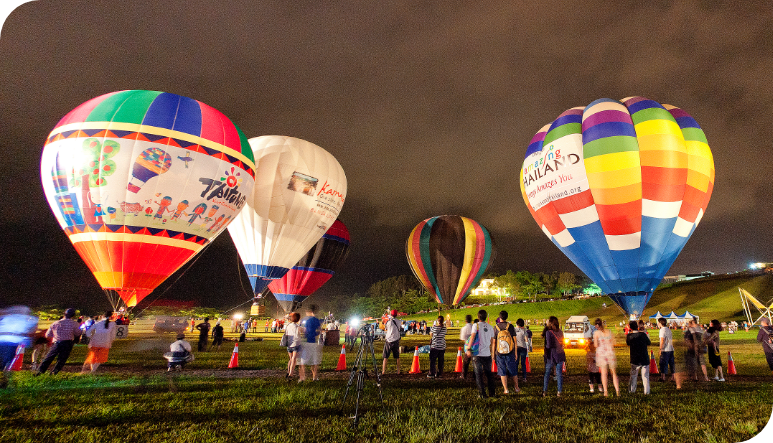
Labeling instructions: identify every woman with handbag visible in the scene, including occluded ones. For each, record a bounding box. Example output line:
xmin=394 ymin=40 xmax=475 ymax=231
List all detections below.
xmin=542 ymin=316 xmax=566 ymax=397
xmin=704 ymin=319 xmax=725 ymax=382
xmin=283 ymin=312 xmax=302 ymax=379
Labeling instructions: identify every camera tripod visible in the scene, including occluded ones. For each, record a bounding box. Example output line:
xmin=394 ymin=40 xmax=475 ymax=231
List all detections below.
xmin=341 ymin=325 xmax=384 ymax=427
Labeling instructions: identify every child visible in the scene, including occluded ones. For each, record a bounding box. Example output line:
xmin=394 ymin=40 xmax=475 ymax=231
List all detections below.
xmin=586 ymin=340 xmax=601 ymax=393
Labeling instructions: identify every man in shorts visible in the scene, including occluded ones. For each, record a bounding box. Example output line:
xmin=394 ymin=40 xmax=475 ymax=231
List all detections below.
xmin=757 ymin=317 xmax=773 ymax=375
xmin=658 ymin=317 xmax=675 ymax=381
xmin=382 ymin=310 xmax=402 ymax=375
xmin=494 ymin=311 xmax=520 ymax=394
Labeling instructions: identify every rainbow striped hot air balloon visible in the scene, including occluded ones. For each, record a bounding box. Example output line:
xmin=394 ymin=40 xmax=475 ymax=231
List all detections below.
xmin=41 ymin=90 xmax=256 ymax=309
xmin=520 ymin=97 xmax=714 ymax=318
xmin=406 ymin=215 xmax=495 ymax=306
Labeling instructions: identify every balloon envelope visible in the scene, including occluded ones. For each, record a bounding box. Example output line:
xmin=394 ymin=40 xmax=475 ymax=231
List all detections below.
xmin=268 ymin=219 xmax=350 ymax=312
xmin=227 ymin=136 xmax=347 ymax=296
xmin=40 ymin=90 xmax=256 ymax=307
xmin=406 ymin=215 xmax=495 ymax=305
xmin=520 ymin=97 xmax=714 ymax=317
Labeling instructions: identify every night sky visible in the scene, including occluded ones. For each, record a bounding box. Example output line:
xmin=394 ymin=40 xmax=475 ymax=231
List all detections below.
xmin=1 ymin=1 xmax=771 ymax=311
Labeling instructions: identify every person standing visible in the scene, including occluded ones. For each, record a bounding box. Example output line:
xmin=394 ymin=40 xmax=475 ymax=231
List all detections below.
xmin=299 ymin=305 xmax=322 ymax=382
xmin=211 ymin=321 xmax=224 ymax=351
xmin=593 ymin=318 xmax=620 ymax=396
xmin=685 ymin=318 xmax=709 ymax=382
xmin=467 ymin=310 xmax=497 ymax=399
xmin=704 ymin=319 xmax=725 ymax=381
xmin=658 ymin=317 xmax=675 ymax=382
xmin=81 ymin=311 xmax=117 ymax=374
xmin=195 ymin=317 xmax=211 ymax=352
xmin=515 ymin=318 xmax=529 ymax=383
xmin=0 ymin=306 xmax=38 ymax=376
xmin=494 ymin=311 xmax=519 ymax=394
xmin=542 ymin=316 xmax=566 ymax=397
xmin=626 ymin=320 xmax=651 ymax=394
xmin=428 ymin=316 xmax=447 ymax=378
xmin=284 ymin=313 xmax=302 ymax=379
xmin=586 ymin=341 xmax=601 ymax=393
xmin=35 ymin=308 xmax=82 ymax=375
xmin=756 ymin=317 xmax=773 ymax=375
xmin=382 ymin=310 xmax=402 ymax=375
xmin=459 ymin=315 xmax=474 ymax=379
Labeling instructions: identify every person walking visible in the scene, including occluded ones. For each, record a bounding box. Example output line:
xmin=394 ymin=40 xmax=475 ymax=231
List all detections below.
xmin=210 ymin=321 xmax=224 ymax=351
xmin=459 ymin=315 xmax=474 ymax=379
xmin=382 ymin=310 xmax=402 ymax=375
xmin=467 ymin=310 xmax=497 ymax=399
xmin=542 ymin=316 xmax=566 ymax=397
xmin=515 ymin=318 xmax=529 ymax=383
xmin=195 ymin=317 xmax=211 ymax=352
xmin=0 ymin=306 xmax=37 ymax=377
xmin=35 ymin=308 xmax=82 ymax=375
xmin=586 ymin=340 xmax=601 ymax=393
xmin=494 ymin=311 xmax=519 ymax=394
xmin=593 ymin=318 xmax=620 ymax=396
xmin=685 ymin=318 xmax=709 ymax=381
xmin=704 ymin=319 xmax=725 ymax=381
xmin=658 ymin=317 xmax=675 ymax=382
xmin=81 ymin=311 xmax=117 ymax=374
xmin=626 ymin=320 xmax=651 ymax=394
xmin=299 ymin=305 xmax=322 ymax=382
xmin=284 ymin=312 xmax=302 ymax=379
xmin=756 ymin=317 xmax=773 ymax=375
xmin=428 ymin=316 xmax=447 ymax=378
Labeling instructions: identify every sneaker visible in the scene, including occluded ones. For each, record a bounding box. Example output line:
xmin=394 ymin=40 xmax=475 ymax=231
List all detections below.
xmin=718 ymin=378 xmax=725 ymax=382
xmin=713 ymin=375 xmax=719 ymax=381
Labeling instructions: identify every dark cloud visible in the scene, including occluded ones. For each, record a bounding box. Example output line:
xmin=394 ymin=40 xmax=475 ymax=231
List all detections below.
xmin=1 ymin=1 xmax=771 ymax=308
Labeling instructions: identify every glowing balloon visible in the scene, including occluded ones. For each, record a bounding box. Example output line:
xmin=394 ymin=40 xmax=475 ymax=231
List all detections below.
xmin=406 ymin=215 xmax=495 ymax=305
xmin=520 ymin=97 xmax=714 ymax=317
xmin=227 ymin=136 xmax=347 ymax=296
xmin=268 ymin=219 xmax=351 ymax=312
xmin=41 ymin=90 xmax=256 ymax=308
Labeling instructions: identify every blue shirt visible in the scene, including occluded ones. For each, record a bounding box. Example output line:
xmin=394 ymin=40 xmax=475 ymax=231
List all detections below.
xmin=302 ymin=316 xmax=321 ymax=343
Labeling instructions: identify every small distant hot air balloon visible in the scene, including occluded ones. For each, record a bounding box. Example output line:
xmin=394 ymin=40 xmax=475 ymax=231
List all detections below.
xmin=227 ymin=136 xmax=347 ymax=297
xmin=268 ymin=219 xmax=351 ymax=312
xmin=41 ymin=90 xmax=256 ymax=309
xmin=406 ymin=215 xmax=495 ymax=306
xmin=520 ymin=97 xmax=714 ymax=318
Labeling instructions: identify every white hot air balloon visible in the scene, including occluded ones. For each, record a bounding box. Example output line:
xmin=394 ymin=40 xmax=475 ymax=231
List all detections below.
xmin=227 ymin=136 xmax=347 ymax=304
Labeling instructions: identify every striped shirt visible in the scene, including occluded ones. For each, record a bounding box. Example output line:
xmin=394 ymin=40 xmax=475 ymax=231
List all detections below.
xmin=430 ymin=326 xmax=447 ymax=350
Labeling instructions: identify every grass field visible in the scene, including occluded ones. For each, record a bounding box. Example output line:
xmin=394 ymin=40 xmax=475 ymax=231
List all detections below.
xmin=1 ymin=323 xmax=772 ymax=443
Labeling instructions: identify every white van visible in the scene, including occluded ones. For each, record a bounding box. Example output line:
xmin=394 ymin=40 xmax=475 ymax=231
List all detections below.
xmin=563 ymin=316 xmax=594 ymax=348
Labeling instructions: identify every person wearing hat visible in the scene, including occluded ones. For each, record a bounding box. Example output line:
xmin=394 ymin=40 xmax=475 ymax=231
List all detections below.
xmin=382 ymin=309 xmax=403 ymax=375
xmin=35 ymin=308 xmax=82 ymax=375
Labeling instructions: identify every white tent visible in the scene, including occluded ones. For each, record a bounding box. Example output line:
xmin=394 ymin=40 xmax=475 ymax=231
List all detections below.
xmin=649 ymin=311 xmax=664 ymax=319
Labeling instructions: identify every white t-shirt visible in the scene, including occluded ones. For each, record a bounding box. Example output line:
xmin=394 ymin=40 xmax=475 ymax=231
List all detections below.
xmin=459 ymin=323 xmax=473 ymax=342
xmin=385 ymin=317 xmax=402 ymax=342
xmin=170 ymin=339 xmax=192 ymax=353
xmin=471 ymin=322 xmax=496 ymax=357
xmin=87 ymin=320 xmax=117 ymax=348
xmin=515 ymin=327 xmax=528 ymax=349
xmin=659 ymin=326 xmax=674 ymax=352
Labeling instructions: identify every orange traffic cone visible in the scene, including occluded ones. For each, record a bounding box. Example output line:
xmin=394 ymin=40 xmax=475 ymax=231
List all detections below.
xmin=727 ymin=351 xmax=737 ymax=375
xmin=336 ymin=344 xmax=347 ymax=371
xmin=491 ymin=356 xmax=498 ymax=373
xmin=228 ymin=342 xmax=239 ymax=368
xmin=524 ymin=355 xmax=531 ymax=373
xmin=409 ymin=346 xmax=421 ymax=374
xmin=9 ymin=344 xmax=24 ymax=371
xmin=454 ymin=347 xmax=464 ymax=372
xmin=649 ymin=351 xmax=659 ymax=375
xmin=562 ymin=360 xmax=567 ymax=374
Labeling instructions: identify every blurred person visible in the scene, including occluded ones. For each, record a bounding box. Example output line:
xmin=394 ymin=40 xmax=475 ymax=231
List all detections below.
xmin=704 ymin=319 xmax=725 ymax=381
xmin=684 ymin=318 xmax=709 ymax=382
xmin=210 ymin=321 xmax=224 ymax=351
xmin=515 ymin=318 xmax=529 ymax=383
xmin=30 ymin=328 xmax=51 ymax=372
xmin=542 ymin=316 xmax=565 ymax=397
xmin=299 ymin=305 xmax=322 ymax=382
xmin=35 ymin=308 xmax=82 ymax=375
xmin=167 ymin=333 xmax=193 ymax=371
xmin=757 ymin=317 xmax=773 ymax=375
xmin=0 ymin=306 xmax=38 ymax=382
xmin=658 ymin=318 xmax=675 ymax=382
xmin=195 ymin=317 xmax=211 ymax=352
xmin=467 ymin=310 xmax=497 ymax=399
xmin=382 ymin=310 xmax=403 ymax=375
xmin=593 ymin=318 xmax=620 ymax=396
xmin=586 ymin=340 xmax=601 ymax=393
xmin=494 ymin=311 xmax=519 ymax=394
xmin=626 ymin=320 xmax=651 ymax=394
xmin=428 ymin=316 xmax=447 ymax=378
xmin=284 ymin=312 xmax=302 ymax=379
xmin=81 ymin=311 xmax=117 ymax=374
xmin=459 ymin=315 xmax=474 ymax=379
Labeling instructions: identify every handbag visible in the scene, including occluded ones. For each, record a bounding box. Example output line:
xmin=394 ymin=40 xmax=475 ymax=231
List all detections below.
xmin=464 ymin=328 xmax=480 ymax=356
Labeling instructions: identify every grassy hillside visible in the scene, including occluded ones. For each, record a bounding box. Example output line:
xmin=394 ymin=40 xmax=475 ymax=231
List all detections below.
xmin=405 ymin=272 xmax=773 ymax=323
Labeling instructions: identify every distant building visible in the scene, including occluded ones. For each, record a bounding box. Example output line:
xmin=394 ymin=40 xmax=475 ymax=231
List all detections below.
xmin=470 ymin=278 xmax=508 ymax=297
xmin=662 ymin=271 xmax=714 ymax=284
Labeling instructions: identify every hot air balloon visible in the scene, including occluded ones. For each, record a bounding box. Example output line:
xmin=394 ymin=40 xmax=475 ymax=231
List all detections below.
xmin=40 ymin=90 xmax=256 ymax=309
xmin=520 ymin=97 xmax=714 ymax=318
xmin=227 ymin=136 xmax=347 ymax=298
xmin=406 ymin=215 xmax=496 ymax=306
xmin=267 ymin=219 xmax=351 ymax=312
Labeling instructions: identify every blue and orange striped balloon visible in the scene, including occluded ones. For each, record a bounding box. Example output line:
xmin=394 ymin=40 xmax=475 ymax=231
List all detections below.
xmin=520 ymin=97 xmax=714 ymax=317
xmin=406 ymin=215 xmax=495 ymax=305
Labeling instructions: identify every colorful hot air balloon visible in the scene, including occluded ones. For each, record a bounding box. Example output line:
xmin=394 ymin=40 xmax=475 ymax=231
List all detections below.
xmin=268 ymin=219 xmax=351 ymax=312
xmin=406 ymin=215 xmax=496 ymax=306
xmin=41 ymin=90 xmax=256 ymax=308
xmin=520 ymin=97 xmax=714 ymax=318
xmin=227 ymin=136 xmax=347 ymax=297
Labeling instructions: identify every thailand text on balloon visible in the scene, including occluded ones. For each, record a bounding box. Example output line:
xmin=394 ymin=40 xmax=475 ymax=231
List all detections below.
xmin=406 ymin=215 xmax=495 ymax=306
xmin=40 ymin=90 xmax=256 ymax=308
xmin=268 ymin=219 xmax=351 ymax=313
xmin=227 ymin=136 xmax=347 ymax=297
xmin=520 ymin=97 xmax=714 ymax=318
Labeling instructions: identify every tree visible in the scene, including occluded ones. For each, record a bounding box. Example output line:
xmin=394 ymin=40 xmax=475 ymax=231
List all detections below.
xmin=556 ymin=272 xmax=579 ymax=295
xmin=492 ymin=270 xmax=522 ymax=300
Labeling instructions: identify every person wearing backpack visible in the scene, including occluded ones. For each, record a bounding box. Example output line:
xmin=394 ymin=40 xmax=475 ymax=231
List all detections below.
xmin=458 ymin=315 xmax=474 ymax=379
xmin=495 ymin=311 xmax=520 ymax=394
xmin=466 ymin=310 xmax=497 ymax=399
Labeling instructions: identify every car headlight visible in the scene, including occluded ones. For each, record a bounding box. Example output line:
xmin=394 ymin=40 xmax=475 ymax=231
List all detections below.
xmin=563 ymin=338 xmax=570 ymax=344
xmin=578 ymin=338 xmax=585 ymax=344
